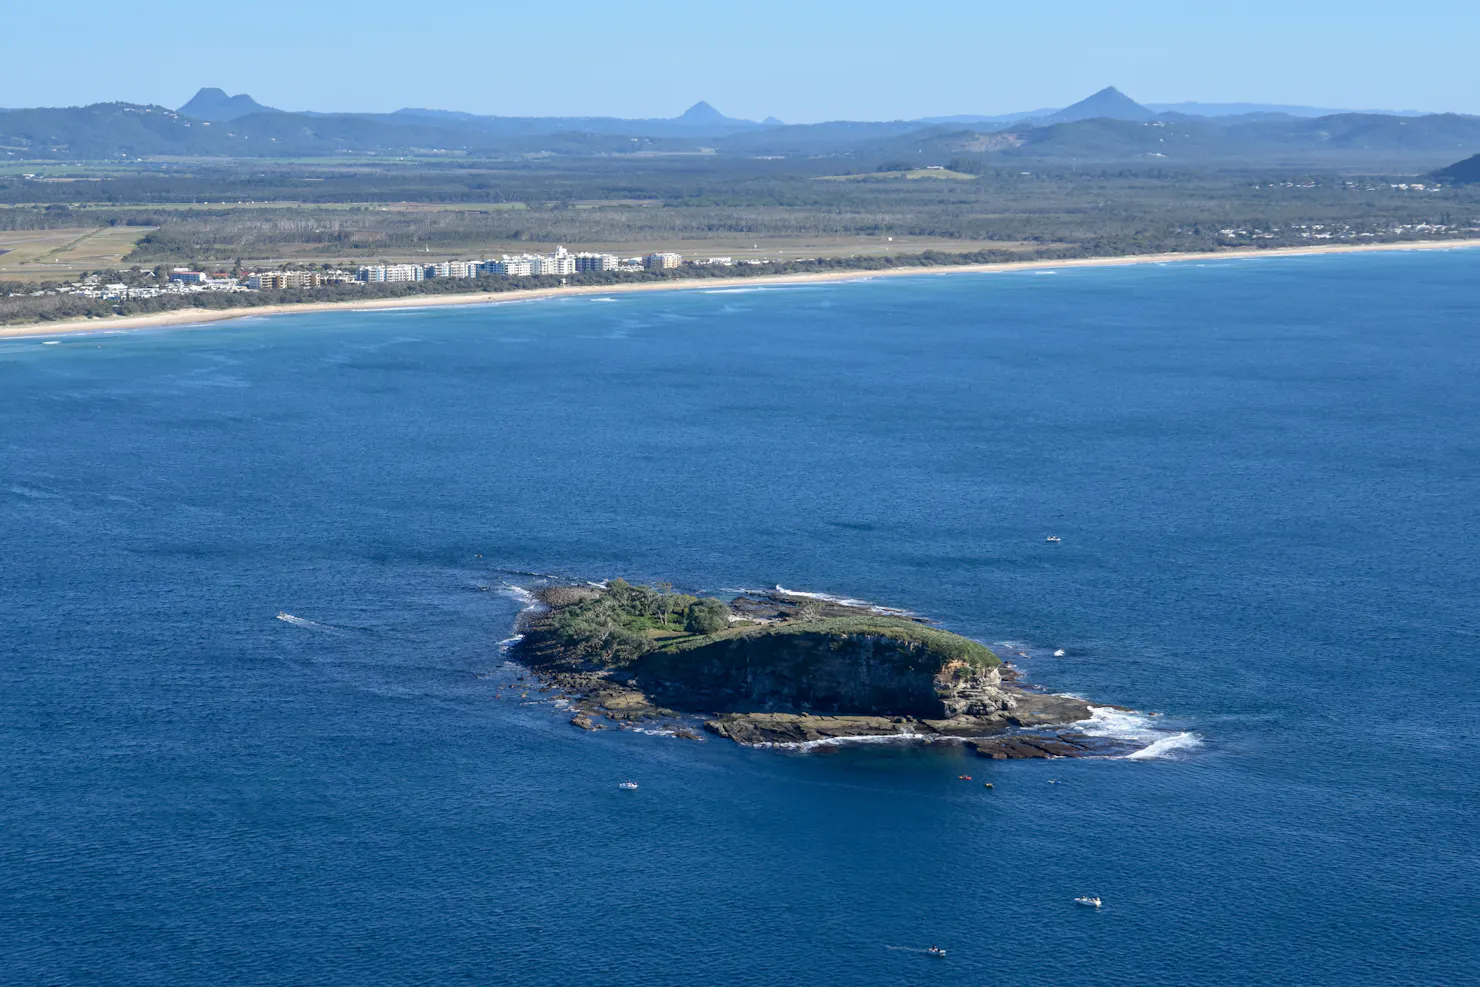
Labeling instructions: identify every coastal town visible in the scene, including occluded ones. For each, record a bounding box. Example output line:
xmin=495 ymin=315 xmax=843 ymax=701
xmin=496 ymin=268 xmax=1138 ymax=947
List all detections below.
xmin=6 ymin=246 xmax=753 ymax=302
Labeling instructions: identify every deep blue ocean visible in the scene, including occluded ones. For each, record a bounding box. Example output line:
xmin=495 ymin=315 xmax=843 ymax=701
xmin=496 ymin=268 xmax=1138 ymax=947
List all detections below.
xmin=3 ymin=251 xmax=1478 ymax=986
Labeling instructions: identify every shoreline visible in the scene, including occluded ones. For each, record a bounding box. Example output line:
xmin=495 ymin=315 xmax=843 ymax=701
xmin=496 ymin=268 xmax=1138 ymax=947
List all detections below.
xmin=5 ymin=237 xmax=1478 ymax=341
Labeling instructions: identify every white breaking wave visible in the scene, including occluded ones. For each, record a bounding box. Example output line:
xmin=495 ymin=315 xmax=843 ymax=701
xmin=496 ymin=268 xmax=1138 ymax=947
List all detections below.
xmin=500 ymin=584 xmax=546 ymax=614
xmin=498 ymin=585 xmax=547 ymax=650
xmin=626 ymin=726 xmax=679 ymax=737
xmin=1081 ymin=705 xmax=1201 ymax=759
xmin=1125 ymin=732 xmax=1201 ymax=760
xmin=754 ymin=732 xmax=967 ymax=751
xmin=702 ymin=285 xmax=823 ymax=295
xmin=770 ymin=585 xmax=916 ymax=617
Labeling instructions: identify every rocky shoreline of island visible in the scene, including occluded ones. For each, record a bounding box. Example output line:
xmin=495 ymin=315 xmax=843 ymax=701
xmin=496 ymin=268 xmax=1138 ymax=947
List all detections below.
xmin=505 ymin=581 xmax=1151 ymax=759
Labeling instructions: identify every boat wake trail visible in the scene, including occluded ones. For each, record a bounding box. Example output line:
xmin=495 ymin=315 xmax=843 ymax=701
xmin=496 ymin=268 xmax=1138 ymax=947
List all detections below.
xmin=274 ymin=612 xmax=344 ymax=634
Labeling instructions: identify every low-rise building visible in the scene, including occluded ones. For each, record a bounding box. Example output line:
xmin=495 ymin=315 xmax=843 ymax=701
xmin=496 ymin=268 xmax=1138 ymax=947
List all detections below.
xmin=169 ymin=269 xmax=207 ymax=284
xmin=247 ymin=271 xmax=322 ymax=290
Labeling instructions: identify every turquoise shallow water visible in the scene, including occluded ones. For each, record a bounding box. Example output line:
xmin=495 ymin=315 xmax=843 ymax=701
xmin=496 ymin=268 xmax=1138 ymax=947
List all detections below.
xmin=3 ymin=251 xmax=1478 ymax=986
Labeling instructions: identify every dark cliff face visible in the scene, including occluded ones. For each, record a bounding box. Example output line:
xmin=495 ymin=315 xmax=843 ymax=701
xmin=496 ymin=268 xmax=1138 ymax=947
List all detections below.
xmin=632 ymin=631 xmax=1010 ymax=718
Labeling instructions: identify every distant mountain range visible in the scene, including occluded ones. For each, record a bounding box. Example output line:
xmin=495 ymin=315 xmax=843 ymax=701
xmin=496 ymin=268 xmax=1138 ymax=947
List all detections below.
xmin=0 ymin=86 xmax=1475 ymax=168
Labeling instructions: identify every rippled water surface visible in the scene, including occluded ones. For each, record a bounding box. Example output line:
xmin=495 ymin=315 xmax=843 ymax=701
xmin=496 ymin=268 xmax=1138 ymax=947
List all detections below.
xmin=3 ymin=252 xmax=1478 ymax=986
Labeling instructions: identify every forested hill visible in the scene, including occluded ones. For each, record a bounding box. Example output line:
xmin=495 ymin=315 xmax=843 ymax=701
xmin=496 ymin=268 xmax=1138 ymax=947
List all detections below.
xmin=862 ymin=113 xmax=1480 ymax=169
xmin=1433 ymin=153 xmax=1480 ymax=183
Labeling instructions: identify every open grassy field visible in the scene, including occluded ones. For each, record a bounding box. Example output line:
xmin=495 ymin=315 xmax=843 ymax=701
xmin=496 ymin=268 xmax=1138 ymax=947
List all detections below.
xmin=226 ymin=234 xmax=1049 ymax=269
xmin=0 ymin=226 xmax=155 ymax=279
xmin=816 ymin=168 xmax=980 ymax=182
xmin=0 ymin=201 xmax=535 ymax=213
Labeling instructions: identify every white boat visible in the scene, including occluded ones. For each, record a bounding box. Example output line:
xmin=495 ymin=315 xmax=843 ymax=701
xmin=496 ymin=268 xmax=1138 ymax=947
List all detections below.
xmin=1074 ymin=896 xmax=1102 ymax=908
xmin=1045 ymin=535 xmax=1062 ymax=543
xmin=1053 ymin=649 xmax=1066 ymax=657
xmin=618 ymin=781 xmax=638 ymax=790
xmin=926 ymin=946 xmax=947 ymax=958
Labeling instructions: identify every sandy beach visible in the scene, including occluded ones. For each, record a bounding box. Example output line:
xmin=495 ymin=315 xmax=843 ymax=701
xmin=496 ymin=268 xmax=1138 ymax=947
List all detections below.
xmin=4 ymin=238 xmax=1478 ymax=341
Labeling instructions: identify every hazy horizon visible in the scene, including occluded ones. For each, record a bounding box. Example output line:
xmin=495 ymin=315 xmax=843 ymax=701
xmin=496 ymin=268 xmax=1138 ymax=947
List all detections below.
xmin=5 ymin=0 xmax=1478 ymax=122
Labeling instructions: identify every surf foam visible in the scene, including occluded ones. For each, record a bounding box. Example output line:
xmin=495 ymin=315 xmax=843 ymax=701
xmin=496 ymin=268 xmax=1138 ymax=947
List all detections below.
xmin=1125 ymin=732 xmax=1201 ymax=759
xmin=1081 ymin=706 xmax=1201 ymax=759
xmin=770 ymin=585 xmax=916 ymax=617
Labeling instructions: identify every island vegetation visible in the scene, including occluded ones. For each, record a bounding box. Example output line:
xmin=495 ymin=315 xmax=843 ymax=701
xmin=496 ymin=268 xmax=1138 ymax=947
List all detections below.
xmin=511 ymin=580 xmax=1127 ymax=756
xmin=536 ymin=577 xmax=998 ymax=669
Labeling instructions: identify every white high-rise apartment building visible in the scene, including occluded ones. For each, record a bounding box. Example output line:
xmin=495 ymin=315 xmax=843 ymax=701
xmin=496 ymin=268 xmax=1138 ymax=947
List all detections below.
xmin=548 ymin=246 xmax=576 ymax=276
xmin=357 ymin=264 xmax=424 ymax=283
xmin=383 ymin=264 xmax=424 ymax=282
xmin=485 ymin=256 xmax=535 ymax=277
xmin=427 ymin=261 xmax=479 ymax=279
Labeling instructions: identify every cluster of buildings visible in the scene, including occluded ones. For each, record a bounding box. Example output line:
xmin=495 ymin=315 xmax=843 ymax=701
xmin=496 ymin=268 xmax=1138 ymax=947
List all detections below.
xmin=352 ymin=247 xmax=715 ymax=284
xmin=1258 ymin=180 xmax=1447 ymax=193
xmin=1216 ymin=220 xmax=1474 ymax=243
xmin=19 ymin=248 xmax=753 ymax=303
xmin=42 ymin=269 xmax=256 ymax=302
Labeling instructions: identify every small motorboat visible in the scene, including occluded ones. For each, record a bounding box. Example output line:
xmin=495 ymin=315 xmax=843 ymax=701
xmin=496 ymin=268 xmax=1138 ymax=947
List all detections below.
xmin=1074 ymin=896 xmax=1102 ymax=908
xmin=982 ymin=782 xmax=994 ymax=789
xmin=926 ymin=946 xmax=947 ymax=958
xmin=1045 ymin=535 xmax=1062 ymax=543
xmin=1053 ymin=649 xmax=1066 ymax=657
xmin=958 ymin=775 xmax=973 ymax=781
xmin=618 ymin=781 xmax=638 ymax=791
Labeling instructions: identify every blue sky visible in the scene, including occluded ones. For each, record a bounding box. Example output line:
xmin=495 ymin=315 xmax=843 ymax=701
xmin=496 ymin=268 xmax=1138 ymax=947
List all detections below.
xmin=7 ymin=1 xmax=1478 ymax=121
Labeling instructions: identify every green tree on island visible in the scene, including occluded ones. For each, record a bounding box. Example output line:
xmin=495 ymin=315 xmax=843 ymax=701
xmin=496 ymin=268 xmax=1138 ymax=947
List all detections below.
xmin=685 ymin=598 xmax=730 ymax=635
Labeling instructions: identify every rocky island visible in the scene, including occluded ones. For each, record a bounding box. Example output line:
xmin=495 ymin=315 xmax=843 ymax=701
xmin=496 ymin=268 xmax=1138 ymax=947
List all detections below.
xmin=510 ymin=580 xmax=1136 ymax=758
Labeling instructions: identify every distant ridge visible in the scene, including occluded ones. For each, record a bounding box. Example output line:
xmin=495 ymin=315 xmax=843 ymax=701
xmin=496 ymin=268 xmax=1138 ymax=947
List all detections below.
xmin=178 ymin=88 xmax=280 ymax=122
xmin=5 ymin=89 xmax=1477 ymax=165
xmin=1148 ymin=101 xmax=1430 ymax=119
